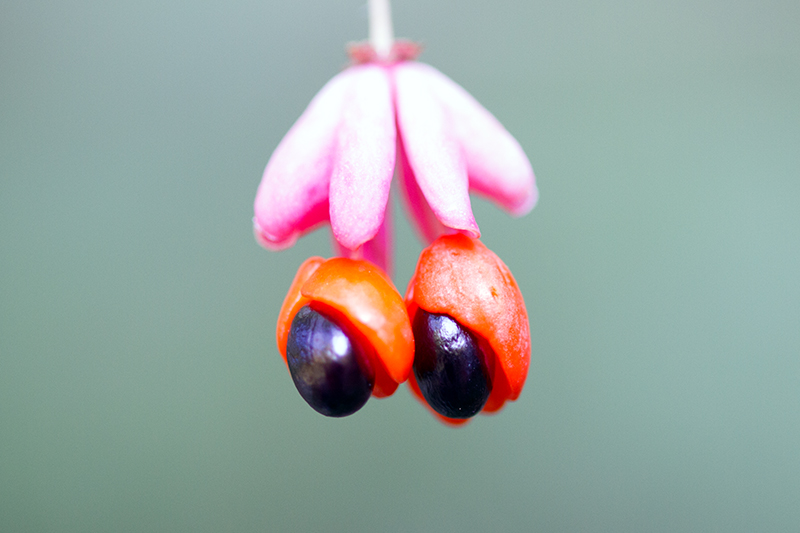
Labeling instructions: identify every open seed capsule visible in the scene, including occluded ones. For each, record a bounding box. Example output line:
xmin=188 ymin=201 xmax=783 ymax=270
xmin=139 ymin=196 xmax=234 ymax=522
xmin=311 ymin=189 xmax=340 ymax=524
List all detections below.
xmin=277 ymin=257 xmax=414 ymax=416
xmin=405 ymin=234 xmax=530 ymax=425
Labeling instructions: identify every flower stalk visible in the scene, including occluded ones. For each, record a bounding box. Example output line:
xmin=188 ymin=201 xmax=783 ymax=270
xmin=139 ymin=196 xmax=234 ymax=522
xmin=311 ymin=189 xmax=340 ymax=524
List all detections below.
xmin=369 ymin=0 xmax=394 ymax=59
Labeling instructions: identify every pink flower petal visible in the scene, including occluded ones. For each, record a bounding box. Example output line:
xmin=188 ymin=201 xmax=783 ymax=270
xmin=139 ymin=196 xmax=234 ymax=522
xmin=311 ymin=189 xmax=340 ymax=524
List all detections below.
xmin=396 ymin=133 xmax=448 ymax=243
xmin=360 ymin=202 xmax=392 ymax=276
xmin=394 ymin=62 xmax=480 ymax=238
xmin=253 ymin=68 xmax=358 ymax=249
xmin=329 ymin=65 xmax=396 ymax=250
xmin=332 ymin=200 xmax=393 ymax=276
xmin=415 ymin=63 xmax=538 ymax=216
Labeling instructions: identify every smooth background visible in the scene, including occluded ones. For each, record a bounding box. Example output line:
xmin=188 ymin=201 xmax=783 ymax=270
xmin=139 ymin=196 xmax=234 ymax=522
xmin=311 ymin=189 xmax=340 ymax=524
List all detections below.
xmin=2 ymin=1 xmax=799 ymax=531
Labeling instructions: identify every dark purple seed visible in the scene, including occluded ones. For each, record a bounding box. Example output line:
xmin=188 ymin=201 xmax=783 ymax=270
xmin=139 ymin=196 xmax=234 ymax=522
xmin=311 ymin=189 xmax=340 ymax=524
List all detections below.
xmin=412 ymin=310 xmax=492 ymax=419
xmin=286 ymin=305 xmax=374 ymax=417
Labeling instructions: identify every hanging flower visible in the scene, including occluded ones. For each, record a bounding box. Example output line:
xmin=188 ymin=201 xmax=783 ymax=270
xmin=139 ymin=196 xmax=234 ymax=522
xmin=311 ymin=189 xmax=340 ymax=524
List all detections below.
xmin=253 ymin=25 xmax=537 ymax=273
xmin=258 ymin=0 xmax=536 ymax=423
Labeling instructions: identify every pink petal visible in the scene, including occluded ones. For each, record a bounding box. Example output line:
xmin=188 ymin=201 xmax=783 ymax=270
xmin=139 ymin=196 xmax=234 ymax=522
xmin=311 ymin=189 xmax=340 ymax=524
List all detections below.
xmin=332 ymin=200 xmax=392 ymax=276
xmin=414 ymin=63 xmax=538 ymax=216
xmin=396 ymin=133 xmax=448 ymax=243
xmin=253 ymin=68 xmax=359 ymax=249
xmin=360 ymin=202 xmax=392 ymax=276
xmin=393 ymin=62 xmax=480 ymax=238
xmin=329 ymin=65 xmax=396 ymax=250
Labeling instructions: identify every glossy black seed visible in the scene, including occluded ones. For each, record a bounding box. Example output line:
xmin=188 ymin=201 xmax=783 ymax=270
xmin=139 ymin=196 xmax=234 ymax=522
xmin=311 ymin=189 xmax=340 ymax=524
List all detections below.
xmin=286 ymin=305 xmax=374 ymax=417
xmin=412 ymin=310 xmax=492 ymax=419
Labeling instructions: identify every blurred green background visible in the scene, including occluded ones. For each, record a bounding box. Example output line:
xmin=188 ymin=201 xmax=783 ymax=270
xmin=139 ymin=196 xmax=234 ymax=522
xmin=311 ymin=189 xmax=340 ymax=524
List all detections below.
xmin=2 ymin=0 xmax=799 ymax=531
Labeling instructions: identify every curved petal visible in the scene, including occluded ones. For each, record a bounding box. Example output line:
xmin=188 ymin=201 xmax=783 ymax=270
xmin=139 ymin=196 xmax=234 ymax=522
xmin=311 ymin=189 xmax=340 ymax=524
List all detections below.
xmin=396 ymin=132 xmax=449 ymax=244
xmin=394 ymin=62 xmax=480 ymax=238
xmin=414 ymin=63 xmax=538 ymax=216
xmin=359 ymin=204 xmax=392 ymax=276
xmin=253 ymin=68 xmax=358 ymax=249
xmin=329 ymin=65 xmax=396 ymax=250
xmin=332 ymin=199 xmax=393 ymax=277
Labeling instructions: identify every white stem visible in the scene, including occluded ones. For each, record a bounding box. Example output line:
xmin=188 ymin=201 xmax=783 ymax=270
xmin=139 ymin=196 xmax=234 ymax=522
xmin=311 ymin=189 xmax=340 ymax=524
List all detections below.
xmin=369 ymin=0 xmax=394 ymax=58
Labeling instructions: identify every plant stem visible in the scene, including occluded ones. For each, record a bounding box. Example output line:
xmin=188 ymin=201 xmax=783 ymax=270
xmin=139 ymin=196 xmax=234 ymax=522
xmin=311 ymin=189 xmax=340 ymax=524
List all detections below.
xmin=369 ymin=0 xmax=394 ymax=58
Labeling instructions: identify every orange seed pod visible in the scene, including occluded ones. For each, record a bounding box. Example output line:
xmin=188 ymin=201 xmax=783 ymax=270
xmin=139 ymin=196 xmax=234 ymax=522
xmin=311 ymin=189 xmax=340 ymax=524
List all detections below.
xmin=405 ymin=234 xmax=530 ymax=425
xmin=277 ymin=257 xmax=414 ymax=404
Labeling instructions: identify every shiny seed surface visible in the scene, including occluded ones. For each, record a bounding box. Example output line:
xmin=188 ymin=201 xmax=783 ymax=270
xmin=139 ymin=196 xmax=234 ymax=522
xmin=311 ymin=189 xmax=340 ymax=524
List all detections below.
xmin=286 ymin=305 xmax=374 ymax=417
xmin=412 ymin=310 xmax=492 ymax=418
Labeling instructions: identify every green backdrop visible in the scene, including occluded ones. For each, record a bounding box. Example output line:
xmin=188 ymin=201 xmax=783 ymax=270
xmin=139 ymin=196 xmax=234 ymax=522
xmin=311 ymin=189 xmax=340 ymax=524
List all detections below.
xmin=2 ymin=1 xmax=799 ymax=531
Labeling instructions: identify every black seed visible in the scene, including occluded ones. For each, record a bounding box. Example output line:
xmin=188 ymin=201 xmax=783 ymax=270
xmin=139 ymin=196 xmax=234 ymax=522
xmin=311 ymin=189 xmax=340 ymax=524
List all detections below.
xmin=412 ymin=310 xmax=492 ymax=419
xmin=286 ymin=305 xmax=374 ymax=417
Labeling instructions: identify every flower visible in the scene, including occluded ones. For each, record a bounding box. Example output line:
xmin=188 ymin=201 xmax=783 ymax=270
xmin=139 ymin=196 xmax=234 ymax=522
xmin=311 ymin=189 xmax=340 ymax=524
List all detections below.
xmin=253 ymin=42 xmax=538 ymax=273
xmin=259 ymin=1 xmax=536 ymax=424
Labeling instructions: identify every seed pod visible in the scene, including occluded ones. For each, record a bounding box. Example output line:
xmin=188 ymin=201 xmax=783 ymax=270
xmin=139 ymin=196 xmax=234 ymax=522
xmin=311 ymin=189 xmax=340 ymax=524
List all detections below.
xmin=405 ymin=234 xmax=530 ymax=425
xmin=277 ymin=257 xmax=414 ymax=414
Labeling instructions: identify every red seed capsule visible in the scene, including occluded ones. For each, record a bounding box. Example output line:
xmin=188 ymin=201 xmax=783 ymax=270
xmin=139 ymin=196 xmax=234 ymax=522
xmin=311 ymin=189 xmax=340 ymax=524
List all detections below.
xmin=405 ymin=234 xmax=530 ymax=425
xmin=277 ymin=257 xmax=414 ymax=410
